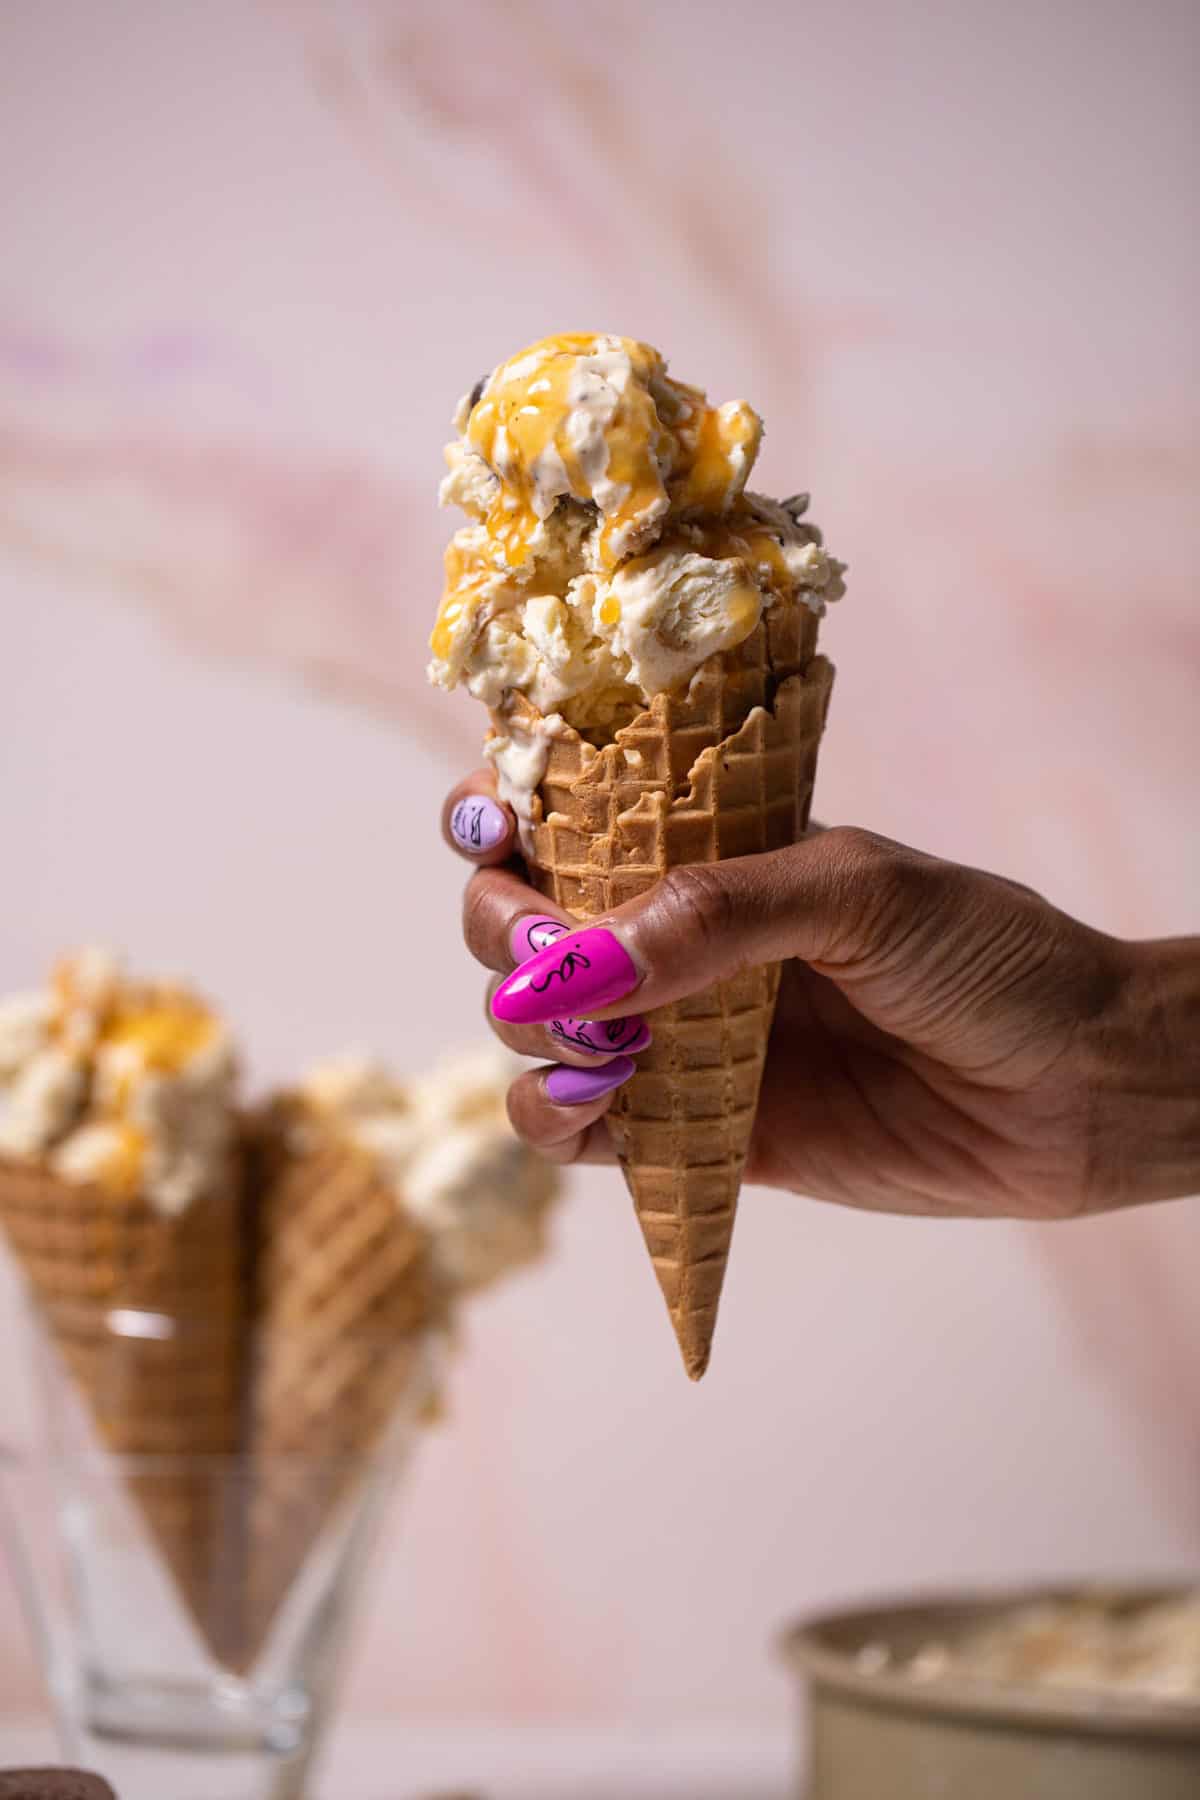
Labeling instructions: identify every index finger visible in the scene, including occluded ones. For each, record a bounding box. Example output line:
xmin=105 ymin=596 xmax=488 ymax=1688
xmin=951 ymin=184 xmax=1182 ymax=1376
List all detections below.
xmin=441 ymin=768 xmax=518 ymax=866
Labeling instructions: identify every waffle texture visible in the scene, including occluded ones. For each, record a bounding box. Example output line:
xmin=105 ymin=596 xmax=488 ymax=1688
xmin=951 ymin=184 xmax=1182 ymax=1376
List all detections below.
xmin=238 ymin=1100 xmax=443 ymax=1665
xmin=0 ymin=1114 xmax=446 ymax=1673
xmin=0 ymin=1154 xmax=247 ymax=1664
xmin=497 ymin=602 xmax=834 ymax=1378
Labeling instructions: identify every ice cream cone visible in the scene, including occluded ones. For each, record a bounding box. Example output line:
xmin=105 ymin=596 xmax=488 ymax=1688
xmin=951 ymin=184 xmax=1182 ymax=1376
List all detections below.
xmin=0 ymin=1153 xmax=248 ymax=1664
xmin=1 ymin=949 xmax=561 ymax=1673
xmin=0 ymin=951 xmax=251 ymax=1660
xmin=236 ymin=1098 xmax=443 ymax=1665
xmin=429 ymin=332 xmax=845 ymax=1375
xmin=495 ymin=606 xmax=835 ymax=1378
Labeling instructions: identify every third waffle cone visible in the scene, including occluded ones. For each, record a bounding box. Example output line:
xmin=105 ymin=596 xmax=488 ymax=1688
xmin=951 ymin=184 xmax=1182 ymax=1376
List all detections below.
xmin=496 ymin=608 xmax=834 ymax=1379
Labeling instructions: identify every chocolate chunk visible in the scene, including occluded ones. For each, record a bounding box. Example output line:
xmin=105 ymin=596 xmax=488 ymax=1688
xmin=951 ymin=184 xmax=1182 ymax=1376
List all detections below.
xmin=0 ymin=1774 xmax=117 ymax=1800
xmin=468 ymin=375 xmax=487 ymax=410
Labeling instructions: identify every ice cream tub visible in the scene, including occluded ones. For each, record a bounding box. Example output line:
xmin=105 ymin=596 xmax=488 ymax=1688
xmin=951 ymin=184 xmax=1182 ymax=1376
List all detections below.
xmin=780 ymin=1586 xmax=1200 ymax=1800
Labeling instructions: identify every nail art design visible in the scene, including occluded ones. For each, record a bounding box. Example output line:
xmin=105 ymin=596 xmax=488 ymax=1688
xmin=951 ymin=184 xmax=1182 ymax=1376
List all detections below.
xmin=509 ymin=914 xmax=571 ymax=963
xmin=491 ymin=928 xmax=640 ymax=1025
xmin=549 ymin=1015 xmax=651 ymax=1057
xmin=450 ymin=795 xmax=509 ymax=855
xmin=545 ymin=1056 xmax=635 ymax=1106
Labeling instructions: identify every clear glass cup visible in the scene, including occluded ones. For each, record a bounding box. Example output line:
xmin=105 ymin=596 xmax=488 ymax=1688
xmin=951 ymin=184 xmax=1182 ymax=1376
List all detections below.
xmin=1 ymin=1302 xmax=438 ymax=1800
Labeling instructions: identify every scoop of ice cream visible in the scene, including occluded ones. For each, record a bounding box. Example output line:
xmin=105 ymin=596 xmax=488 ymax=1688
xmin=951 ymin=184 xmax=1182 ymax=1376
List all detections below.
xmin=597 ymin=541 xmax=763 ymax=700
xmin=442 ymin=333 xmax=761 ymax=577
xmin=434 ymin=501 xmax=840 ymax=727
xmin=0 ymin=948 xmax=237 ymax=1216
xmin=428 ymin=335 xmax=845 ymax=789
xmin=300 ymin=1043 xmax=559 ymax=1293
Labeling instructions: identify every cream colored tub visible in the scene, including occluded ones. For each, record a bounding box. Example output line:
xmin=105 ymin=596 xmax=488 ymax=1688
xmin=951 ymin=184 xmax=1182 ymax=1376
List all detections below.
xmin=781 ymin=1586 xmax=1200 ymax=1800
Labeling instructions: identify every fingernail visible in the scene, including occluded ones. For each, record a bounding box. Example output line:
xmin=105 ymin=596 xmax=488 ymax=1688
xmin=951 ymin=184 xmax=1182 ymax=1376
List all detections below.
xmin=491 ymin=928 xmax=640 ymax=1025
xmin=509 ymin=914 xmax=571 ymax=963
xmin=545 ymin=1056 xmax=636 ymax=1106
xmin=548 ymin=1015 xmax=651 ymax=1057
xmin=450 ymin=795 xmax=509 ymax=855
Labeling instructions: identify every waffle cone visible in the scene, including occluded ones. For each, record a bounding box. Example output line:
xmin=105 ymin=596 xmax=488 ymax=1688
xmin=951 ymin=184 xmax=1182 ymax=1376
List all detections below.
xmin=0 ymin=1155 xmax=247 ymax=1664
xmin=495 ymin=604 xmax=834 ymax=1378
xmin=237 ymin=1100 xmax=442 ymax=1665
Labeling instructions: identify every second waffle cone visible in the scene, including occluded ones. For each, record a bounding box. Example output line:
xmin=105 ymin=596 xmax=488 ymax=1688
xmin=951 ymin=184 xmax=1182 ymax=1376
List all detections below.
xmin=494 ymin=607 xmax=834 ymax=1378
xmin=238 ymin=1099 xmax=443 ymax=1667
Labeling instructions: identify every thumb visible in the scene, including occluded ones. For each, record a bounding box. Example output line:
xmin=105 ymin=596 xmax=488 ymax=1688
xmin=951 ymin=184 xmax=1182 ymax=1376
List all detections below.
xmin=490 ymin=828 xmax=948 ymax=1024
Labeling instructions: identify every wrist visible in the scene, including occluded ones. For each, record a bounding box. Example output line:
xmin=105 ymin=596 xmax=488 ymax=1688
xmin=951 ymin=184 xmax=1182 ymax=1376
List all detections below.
xmin=1088 ymin=936 xmax=1200 ymax=1208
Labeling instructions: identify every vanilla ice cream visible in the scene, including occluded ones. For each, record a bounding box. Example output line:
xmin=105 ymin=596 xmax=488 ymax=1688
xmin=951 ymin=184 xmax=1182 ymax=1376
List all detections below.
xmin=0 ymin=948 xmax=237 ymax=1215
xmin=868 ymin=1591 xmax=1200 ymax=1702
xmin=428 ymin=334 xmax=844 ymax=822
xmin=300 ymin=1042 xmax=559 ymax=1293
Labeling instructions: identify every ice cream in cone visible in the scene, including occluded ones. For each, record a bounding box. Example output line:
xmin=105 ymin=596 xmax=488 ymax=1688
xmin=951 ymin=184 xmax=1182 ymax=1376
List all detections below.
xmin=428 ymin=334 xmax=844 ymax=1377
xmin=0 ymin=949 xmax=246 ymax=1662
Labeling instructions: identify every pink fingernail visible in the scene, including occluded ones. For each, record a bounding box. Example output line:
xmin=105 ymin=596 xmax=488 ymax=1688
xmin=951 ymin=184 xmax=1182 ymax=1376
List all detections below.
xmin=450 ymin=795 xmax=510 ymax=855
xmin=548 ymin=1015 xmax=651 ymax=1057
xmin=545 ymin=1056 xmax=635 ymax=1106
xmin=491 ymin=928 xmax=640 ymax=1025
xmin=509 ymin=914 xmax=570 ymax=963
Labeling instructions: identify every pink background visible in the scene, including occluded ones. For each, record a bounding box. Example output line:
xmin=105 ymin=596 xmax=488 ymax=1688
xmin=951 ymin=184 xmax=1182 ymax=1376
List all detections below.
xmin=1 ymin=0 xmax=1197 ymax=1730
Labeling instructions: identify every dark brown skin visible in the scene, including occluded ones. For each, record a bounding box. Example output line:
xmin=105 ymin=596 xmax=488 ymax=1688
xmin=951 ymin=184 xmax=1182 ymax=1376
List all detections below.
xmin=442 ymin=769 xmax=1200 ymax=1219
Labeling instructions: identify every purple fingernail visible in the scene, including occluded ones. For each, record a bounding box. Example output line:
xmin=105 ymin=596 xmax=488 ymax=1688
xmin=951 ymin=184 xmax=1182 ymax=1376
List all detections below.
xmin=491 ymin=928 xmax=640 ymax=1025
xmin=510 ymin=914 xmax=571 ymax=963
xmin=549 ymin=1015 xmax=651 ymax=1057
xmin=450 ymin=795 xmax=510 ymax=855
xmin=545 ymin=1056 xmax=636 ymax=1106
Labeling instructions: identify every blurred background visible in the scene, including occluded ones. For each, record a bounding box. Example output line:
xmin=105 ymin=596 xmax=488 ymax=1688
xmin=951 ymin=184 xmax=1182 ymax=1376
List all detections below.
xmin=0 ymin=0 xmax=1197 ymax=1761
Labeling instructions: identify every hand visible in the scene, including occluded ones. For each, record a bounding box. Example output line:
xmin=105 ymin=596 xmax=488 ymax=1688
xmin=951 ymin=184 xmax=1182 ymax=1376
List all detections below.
xmin=443 ymin=772 xmax=1200 ymax=1220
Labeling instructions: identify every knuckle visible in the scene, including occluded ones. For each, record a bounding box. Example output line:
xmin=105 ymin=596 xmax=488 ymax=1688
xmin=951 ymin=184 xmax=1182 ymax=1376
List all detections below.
xmin=486 ymin=1004 xmax=554 ymax=1062
xmin=810 ymin=827 xmax=947 ymax=963
xmin=823 ymin=826 xmax=900 ymax=884
xmin=652 ymin=863 xmax=736 ymax=958
xmin=504 ymin=1071 xmax=549 ymax=1146
xmin=461 ymin=873 xmax=502 ymax=969
xmin=1041 ymin=1185 xmax=1090 ymax=1223
xmin=822 ymin=824 xmax=874 ymax=861
xmin=826 ymin=825 xmax=934 ymax=913
xmin=541 ymin=1132 xmax=589 ymax=1166
xmin=504 ymin=1075 xmax=532 ymax=1138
